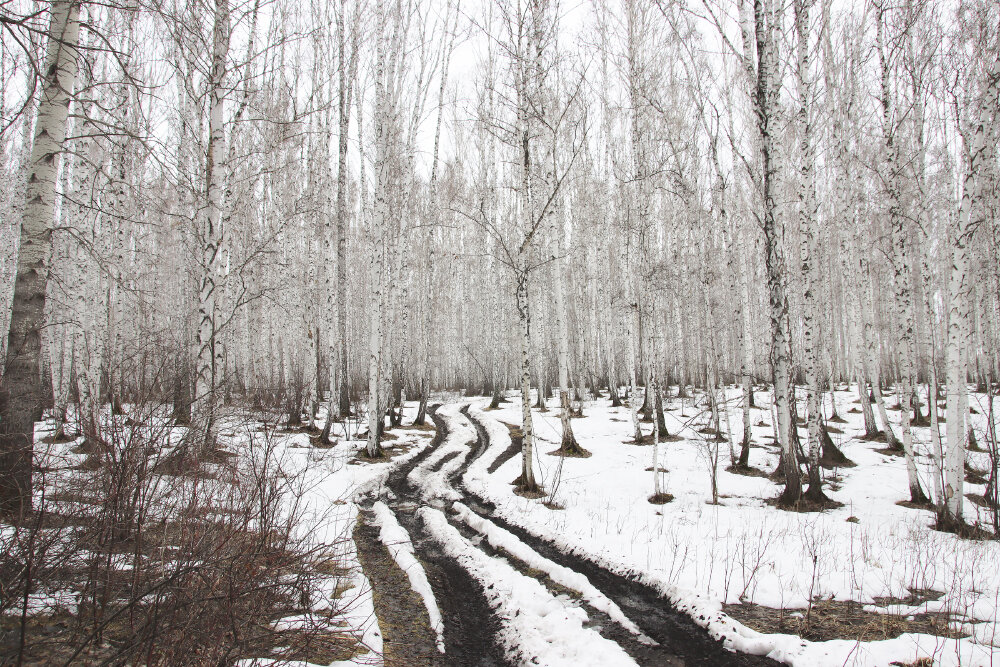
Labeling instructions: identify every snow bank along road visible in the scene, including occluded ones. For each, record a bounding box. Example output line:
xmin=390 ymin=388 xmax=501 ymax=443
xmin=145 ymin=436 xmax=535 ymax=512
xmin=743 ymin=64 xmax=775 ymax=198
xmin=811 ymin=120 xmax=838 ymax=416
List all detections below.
xmin=355 ymin=403 xmax=782 ymax=666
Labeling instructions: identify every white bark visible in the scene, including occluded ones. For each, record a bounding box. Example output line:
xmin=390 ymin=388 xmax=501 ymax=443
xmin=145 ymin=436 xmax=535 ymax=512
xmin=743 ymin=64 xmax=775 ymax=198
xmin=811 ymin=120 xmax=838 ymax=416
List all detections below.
xmin=191 ymin=0 xmax=230 ymax=453
xmin=1 ymin=0 xmax=80 ymax=513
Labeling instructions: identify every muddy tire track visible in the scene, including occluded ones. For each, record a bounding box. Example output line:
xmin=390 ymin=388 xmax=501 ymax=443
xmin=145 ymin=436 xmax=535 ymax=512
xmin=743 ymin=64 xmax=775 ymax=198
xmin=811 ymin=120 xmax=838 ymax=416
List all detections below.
xmin=459 ymin=408 xmax=782 ymax=667
xmin=360 ymin=406 xmax=513 ymax=667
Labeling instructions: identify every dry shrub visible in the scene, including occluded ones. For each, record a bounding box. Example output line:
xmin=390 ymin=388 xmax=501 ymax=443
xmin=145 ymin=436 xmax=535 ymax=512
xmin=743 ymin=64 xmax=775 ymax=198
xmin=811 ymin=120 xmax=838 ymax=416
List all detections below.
xmin=1 ymin=405 xmax=355 ymax=666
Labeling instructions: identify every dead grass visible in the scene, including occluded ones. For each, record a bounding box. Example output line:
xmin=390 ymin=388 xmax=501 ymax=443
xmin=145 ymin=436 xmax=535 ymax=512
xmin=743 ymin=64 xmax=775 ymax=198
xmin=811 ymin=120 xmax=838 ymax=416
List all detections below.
xmin=511 ymin=480 xmax=547 ymax=499
xmin=767 ymin=495 xmax=846 ymax=512
xmin=725 ymin=464 xmax=769 ymax=478
xmin=1 ymin=413 xmax=361 ymax=666
xmin=403 ymin=422 xmax=437 ymax=432
xmin=546 ymin=446 xmax=593 ymax=458
xmin=725 ymin=593 xmax=967 ymax=643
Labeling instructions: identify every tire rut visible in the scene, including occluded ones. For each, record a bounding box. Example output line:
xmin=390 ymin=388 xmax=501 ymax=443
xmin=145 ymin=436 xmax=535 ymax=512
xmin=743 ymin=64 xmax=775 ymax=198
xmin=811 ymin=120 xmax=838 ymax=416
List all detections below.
xmin=361 ymin=405 xmax=513 ymax=667
xmin=459 ymin=408 xmax=783 ymax=667
xmin=353 ymin=517 xmax=446 ymax=666
xmin=447 ymin=502 xmax=685 ymax=667
xmin=362 ymin=404 xmax=780 ymax=666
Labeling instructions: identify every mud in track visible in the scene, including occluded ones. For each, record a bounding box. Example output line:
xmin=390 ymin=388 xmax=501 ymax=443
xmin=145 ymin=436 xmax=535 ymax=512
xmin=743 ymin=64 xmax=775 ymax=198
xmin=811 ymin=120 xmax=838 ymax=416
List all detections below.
xmin=362 ymin=406 xmax=513 ymax=667
xmin=361 ymin=404 xmax=781 ymax=666
xmin=460 ymin=409 xmax=782 ymax=667
xmin=354 ymin=518 xmax=445 ymax=666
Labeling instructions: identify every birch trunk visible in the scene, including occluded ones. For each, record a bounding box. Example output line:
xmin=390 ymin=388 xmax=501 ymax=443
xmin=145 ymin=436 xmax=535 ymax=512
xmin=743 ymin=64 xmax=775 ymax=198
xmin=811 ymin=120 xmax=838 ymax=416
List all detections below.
xmin=516 ymin=263 xmax=538 ymax=491
xmin=0 ymin=0 xmax=80 ymax=515
xmin=753 ymin=0 xmax=799 ymax=504
xmin=943 ymin=52 xmax=997 ymax=520
xmin=334 ymin=8 xmax=359 ymax=423
xmin=554 ymin=198 xmax=580 ymax=453
xmin=366 ymin=20 xmax=390 ymax=459
xmin=796 ymin=0 xmax=825 ymax=502
xmin=415 ymin=8 xmax=454 ymax=426
xmin=878 ymin=2 xmax=927 ymax=504
xmin=190 ymin=0 xmax=230 ymax=456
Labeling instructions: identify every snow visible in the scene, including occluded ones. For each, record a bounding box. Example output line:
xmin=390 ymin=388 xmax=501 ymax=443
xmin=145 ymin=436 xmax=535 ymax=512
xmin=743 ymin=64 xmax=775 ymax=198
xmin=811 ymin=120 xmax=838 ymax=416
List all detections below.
xmin=418 ymin=505 xmax=639 ymax=667
xmin=464 ymin=387 xmax=1000 ymax=667
xmin=27 ymin=392 xmax=998 ymax=666
xmin=370 ymin=501 xmax=446 ymax=652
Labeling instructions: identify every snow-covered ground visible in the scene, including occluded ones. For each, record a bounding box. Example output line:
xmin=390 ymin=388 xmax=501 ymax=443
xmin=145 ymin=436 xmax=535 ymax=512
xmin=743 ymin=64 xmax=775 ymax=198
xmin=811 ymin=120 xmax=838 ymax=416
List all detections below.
xmin=465 ymin=387 xmax=1000 ymax=667
xmin=24 ymin=391 xmax=998 ymax=666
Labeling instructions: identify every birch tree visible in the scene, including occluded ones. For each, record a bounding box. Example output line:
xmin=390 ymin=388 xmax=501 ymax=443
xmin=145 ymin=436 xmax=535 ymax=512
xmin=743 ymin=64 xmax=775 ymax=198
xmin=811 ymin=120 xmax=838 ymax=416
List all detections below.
xmin=942 ymin=18 xmax=999 ymax=524
xmin=876 ymin=0 xmax=929 ymax=505
xmin=753 ymin=0 xmax=800 ymax=505
xmin=0 ymin=0 xmax=80 ymax=515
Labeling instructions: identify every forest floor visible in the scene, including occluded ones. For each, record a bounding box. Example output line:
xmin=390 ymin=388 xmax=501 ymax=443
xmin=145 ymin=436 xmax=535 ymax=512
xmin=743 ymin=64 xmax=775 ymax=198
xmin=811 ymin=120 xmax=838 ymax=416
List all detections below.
xmin=8 ymin=385 xmax=998 ymax=666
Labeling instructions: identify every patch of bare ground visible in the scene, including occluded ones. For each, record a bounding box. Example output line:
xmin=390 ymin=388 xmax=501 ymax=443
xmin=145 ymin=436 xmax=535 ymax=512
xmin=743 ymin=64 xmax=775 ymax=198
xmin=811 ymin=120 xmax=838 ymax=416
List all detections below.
xmin=356 ymin=429 xmax=399 ymax=442
xmin=1 ymin=515 xmax=361 ymax=666
xmin=277 ymin=419 xmax=324 ymax=435
xmin=726 ymin=464 xmax=770 ymax=478
xmin=766 ymin=495 xmax=846 ymax=512
xmin=151 ymin=445 xmax=236 ymax=477
xmin=0 ymin=610 xmax=361 ymax=667
xmin=350 ymin=438 xmax=424 ymax=465
xmin=404 ymin=421 xmax=437 ymax=432
xmin=546 ymin=446 xmax=592 ymax=458
xmin=510 ymin=476 xmax=547 ymax=499
xmin=239 ymin=628 xmax=363 ymax=665
xmin=486 ymin=422 xmax=522 ymax=473
xmin=39 ymin=432 xmax=78 ymax=445
xmin=965 ymin=463 xmax=988 ymax=485
xmin=966 ymin=492 xmax=997 ymax=509
xmin=310 ymin=433 xmax=337 ymax=448
xmin=512 ymin=486 xmax=547 ymax=499
xmin=932 ymin=514 xmax=995 ymax=540
xmin=724 ymin=592 xmax=966 ymax=643
xmin=896 ymin=499 xmax=936 ymax=511
xmin=648 ymin=493 xmax=674 ymax=504
xmin=625 ymin=433 xmax=683 ymax=445
xmin=352 ymin=450 xmax=391 ymax=463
